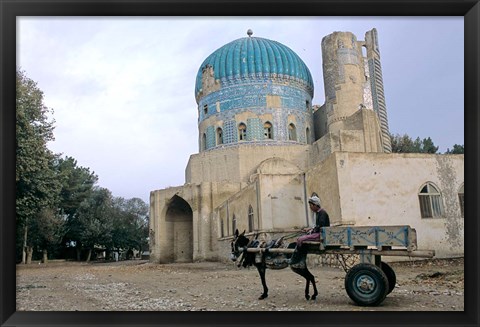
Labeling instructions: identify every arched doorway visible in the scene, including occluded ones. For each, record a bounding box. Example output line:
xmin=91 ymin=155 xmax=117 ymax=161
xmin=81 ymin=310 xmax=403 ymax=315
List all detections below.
xmin=165 ymin=195 xmax=193 ymax=263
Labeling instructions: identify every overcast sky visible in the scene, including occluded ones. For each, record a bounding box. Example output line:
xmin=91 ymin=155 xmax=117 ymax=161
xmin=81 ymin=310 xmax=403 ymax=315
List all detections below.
xmin=17 ymin=17 xmax=464 ymax=203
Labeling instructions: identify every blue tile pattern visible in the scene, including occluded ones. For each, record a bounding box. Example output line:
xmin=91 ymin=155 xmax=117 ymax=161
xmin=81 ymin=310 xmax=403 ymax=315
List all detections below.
xmin=223 ymin=120 xmax=237 ymax=144
xmin=199 ymin=105 xmax=313 ymax=151
xmin=198 ymin=82 xmax=311 ymax=121
xmin=247 ymin=118 xmax=263 ymax=141
xmin=206 ymin=125 xmax=215 ymax=149
xmin=196 ymin=35 xmax=315 ymax=151
xmin=195 ymin=36 xmax=314 ymax=97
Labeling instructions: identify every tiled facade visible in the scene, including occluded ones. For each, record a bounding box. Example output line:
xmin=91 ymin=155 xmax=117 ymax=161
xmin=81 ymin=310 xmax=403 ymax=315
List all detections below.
xmin=195 ymin=34 xmax=314 ymax=151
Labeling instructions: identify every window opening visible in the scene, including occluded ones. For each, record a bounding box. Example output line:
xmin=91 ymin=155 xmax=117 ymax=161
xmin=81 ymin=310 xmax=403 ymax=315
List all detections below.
xmin=288 ymin=123 xmax=297 ymax=141
xmin=264 ymin=122 xmax=273 ymax=139
xmin=362 ymin=45 xmax=367 ymax=58
xmin=418 ymin=183 xmax=444 ymax=218
xmin=238 ymin=123 xmax=247 ymax=141
xmin=248 ymin=205 xmax=254 ymax=232
xmin=217 ymin=127 xmax=223 ymax=145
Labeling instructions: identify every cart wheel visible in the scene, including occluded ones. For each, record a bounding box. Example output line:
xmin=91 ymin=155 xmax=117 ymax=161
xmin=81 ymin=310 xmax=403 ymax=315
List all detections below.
xmin=345 ymin=263 xmax=389 ymax=306
xmin=381 ymin=261 xmax=396 ymax=294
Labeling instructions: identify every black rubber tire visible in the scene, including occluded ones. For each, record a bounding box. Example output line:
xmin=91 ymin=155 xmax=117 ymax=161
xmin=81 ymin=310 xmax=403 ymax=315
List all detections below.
xmin=345 ymin=263 xmax=389 ymax=306
xmin=381 ymin=261 xmax=396 ymax=294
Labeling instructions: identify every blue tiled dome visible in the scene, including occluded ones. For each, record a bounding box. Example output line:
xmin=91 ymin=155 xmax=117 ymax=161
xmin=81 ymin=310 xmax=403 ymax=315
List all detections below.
xmin=195 ymin=35 xmax=314 ymax=98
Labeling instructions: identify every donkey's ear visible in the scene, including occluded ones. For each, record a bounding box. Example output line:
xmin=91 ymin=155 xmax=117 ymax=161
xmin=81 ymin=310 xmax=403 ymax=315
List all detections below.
xmin=240 ymin=230 xmax=245 ymax=237
xmin=235 ymin=229 xmax=239 ymax=237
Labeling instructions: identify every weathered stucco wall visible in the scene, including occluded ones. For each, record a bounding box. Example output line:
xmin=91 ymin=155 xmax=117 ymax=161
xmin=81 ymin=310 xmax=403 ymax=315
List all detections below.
xmin=214 ymin=182 xmax=258 ymax=238
xmin=304 ymin=154 xmax=342 ymax=225
xmin=335 ymin=152 xmax=464 ymax=257
xmin=309 ymin=108 xmax=383 ymax=165
xmin=256 ymin=157 xmax=307 ymax=231
xmin=153 ymin=152 xmax=464 ymax=263
xmin=149 ymin=182 xmax=245 ymax=263
xmin=213 ymin=158 xmax=307 ymax=237
xmin=321 ymin=31 xmax=366 ymax=134
xmin=185 ymin=144 xmax=310 ymax=184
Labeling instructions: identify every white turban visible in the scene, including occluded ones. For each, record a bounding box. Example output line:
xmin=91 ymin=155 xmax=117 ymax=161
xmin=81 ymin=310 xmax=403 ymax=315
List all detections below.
xmin=308 ymin=195 xmax=321 ymax=207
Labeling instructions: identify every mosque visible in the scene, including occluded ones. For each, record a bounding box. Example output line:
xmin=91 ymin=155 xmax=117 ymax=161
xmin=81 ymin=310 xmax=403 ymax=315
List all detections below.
xmin=149 ymin=28 xmax=464 ymax=264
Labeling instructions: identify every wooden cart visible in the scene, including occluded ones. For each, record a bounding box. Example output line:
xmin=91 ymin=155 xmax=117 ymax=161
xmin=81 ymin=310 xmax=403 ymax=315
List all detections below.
xmin=244 ymin=225 xmax=435 ymax=306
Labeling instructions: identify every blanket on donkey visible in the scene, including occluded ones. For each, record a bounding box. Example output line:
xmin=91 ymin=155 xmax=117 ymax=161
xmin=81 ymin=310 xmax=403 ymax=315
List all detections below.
xmin=239 ymin=239 xmax=297 ymax=270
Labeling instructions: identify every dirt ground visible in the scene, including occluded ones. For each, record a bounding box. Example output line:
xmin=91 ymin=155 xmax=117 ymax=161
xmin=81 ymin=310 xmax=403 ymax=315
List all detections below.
xmin=16 ymin=257 xmax=464 ymax=311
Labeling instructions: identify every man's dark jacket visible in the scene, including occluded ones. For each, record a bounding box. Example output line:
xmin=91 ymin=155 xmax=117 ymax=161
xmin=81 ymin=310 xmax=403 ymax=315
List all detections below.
xmin=313 ymin=209 xmax=330 ymax=233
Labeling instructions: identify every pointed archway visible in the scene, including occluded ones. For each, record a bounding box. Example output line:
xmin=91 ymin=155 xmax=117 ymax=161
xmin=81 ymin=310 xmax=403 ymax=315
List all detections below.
xmin=165 ymin=195 xmax=193 ymax=263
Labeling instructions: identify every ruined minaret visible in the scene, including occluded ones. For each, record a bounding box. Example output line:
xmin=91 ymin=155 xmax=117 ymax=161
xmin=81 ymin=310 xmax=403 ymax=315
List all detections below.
xmin=365 ymin=28 xmax=391 ymax=153
xmin=321 ymin=28 xmax=391 ymax=153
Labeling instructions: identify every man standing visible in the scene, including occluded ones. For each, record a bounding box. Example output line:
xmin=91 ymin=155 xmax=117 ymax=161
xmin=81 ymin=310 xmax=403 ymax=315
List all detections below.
xmin=289 ymin=195 xmax=330 ymax=266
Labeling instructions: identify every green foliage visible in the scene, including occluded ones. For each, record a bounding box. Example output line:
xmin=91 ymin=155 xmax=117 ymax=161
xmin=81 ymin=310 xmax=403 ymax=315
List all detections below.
xmin=74 ymin=187 xmax=114 ymax=249
xmin=16 ymin=70 xmax=62 ymax=261
xmin=16 ymin=69 xmax=149 ymax=262
xmin=66 ymin=191 xmax=149 ymax=260
xmin=445 ymin=144 xmax=464 ymax=154
xmin=110 ymin=197 xmax=149 ymax=252
xmin=16 ymin=70 xmax=59 ymax=219
xmin=55 ymin=156 xmax=98 ymax=218
xmin=30 ymin=208 xmax=66 ymax=251
xmin=390 ymin=133 xmax=439 ymax=154
xmin=421 ymin=137 xmax=439 ymax=154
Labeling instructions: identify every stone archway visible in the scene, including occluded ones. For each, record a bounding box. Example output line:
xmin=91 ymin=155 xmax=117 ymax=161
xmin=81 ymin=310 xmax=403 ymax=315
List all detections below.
xmin=165 ymin=195 xmax=193 ymax=263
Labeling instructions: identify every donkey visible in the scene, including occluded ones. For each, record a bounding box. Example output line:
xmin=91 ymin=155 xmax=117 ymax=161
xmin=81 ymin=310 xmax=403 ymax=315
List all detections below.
xmin=230 ymin=229 xmax=318 ymax=301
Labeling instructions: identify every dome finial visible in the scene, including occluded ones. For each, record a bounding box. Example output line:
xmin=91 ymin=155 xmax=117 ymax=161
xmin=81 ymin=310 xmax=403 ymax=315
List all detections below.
xmin=247 ymin=29 xmax=253 ymax=37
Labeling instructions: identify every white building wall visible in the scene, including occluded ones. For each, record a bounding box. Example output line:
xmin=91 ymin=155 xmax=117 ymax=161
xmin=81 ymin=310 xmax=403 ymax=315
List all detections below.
xmin=337 ymin=152 xmax=464 ymax=257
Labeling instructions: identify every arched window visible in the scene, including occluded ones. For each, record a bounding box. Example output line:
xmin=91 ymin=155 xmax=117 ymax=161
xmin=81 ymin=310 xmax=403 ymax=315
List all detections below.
xmin=232 ymin=214 xmax=237 ymax=235
xmin=216 ymin=127 xmax=223 ymax=145
xmin=248 ymin=205 xmax=254 ymax=232
xmin=288 ymin=123 xmax=297 ymax=141
xmin=201 ymin=133 xmax=207 ymax=151
xmin=238 ymin=123 xmax=247 ymax=141
xmin=306 ymin=127 xmax=311 ymax=144
xmin=264 ymin=122 xmax=273 ymax=139
xmin=458 ymin=184 xmax=464 ymax=218
xmin=418 ymin=183 xmax=444 ymax=218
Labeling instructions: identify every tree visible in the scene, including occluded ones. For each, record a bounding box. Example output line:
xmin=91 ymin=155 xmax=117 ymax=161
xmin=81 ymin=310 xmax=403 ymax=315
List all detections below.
xmin=445 ymin=144 xmax=464 ymax=154
xmin=390 ymin=133 xmax=439 ymax=154
xmin=54 ymin=156 xmax=98 ymax=258
xmin=55 ymin=156 xmax=98 ymax=218
xmin=111 ymin=197 xmax=149 ymax=258
xmin=420 ymin=137 xmax=439 ymax=154
xmin=29 ymin=208 xmax=66 ymax=263
xmin=16 ymin=70 xmax=61 ymax=263
xmin=391 ymin=134 xmax=416 ymax=153
xmin=74 ymin=187 xmax=114 ymax=262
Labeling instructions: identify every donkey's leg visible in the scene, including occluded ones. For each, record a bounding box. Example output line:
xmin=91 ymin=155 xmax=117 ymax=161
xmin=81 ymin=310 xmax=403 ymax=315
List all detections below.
xmin=256 ymin=264 xmax=268 ymax=300
xmin=305 ymin=269 xmax=318 ymax=300
xmin=290 ymin=267 xmax=311 ymax=300
xmin=304 ymin=278 xmax=311 ymax=300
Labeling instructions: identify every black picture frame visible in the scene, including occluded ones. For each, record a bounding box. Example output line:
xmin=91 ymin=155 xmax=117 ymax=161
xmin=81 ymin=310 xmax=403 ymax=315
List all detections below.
xmin=1 ymin=1 xmax=478 ymax=326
